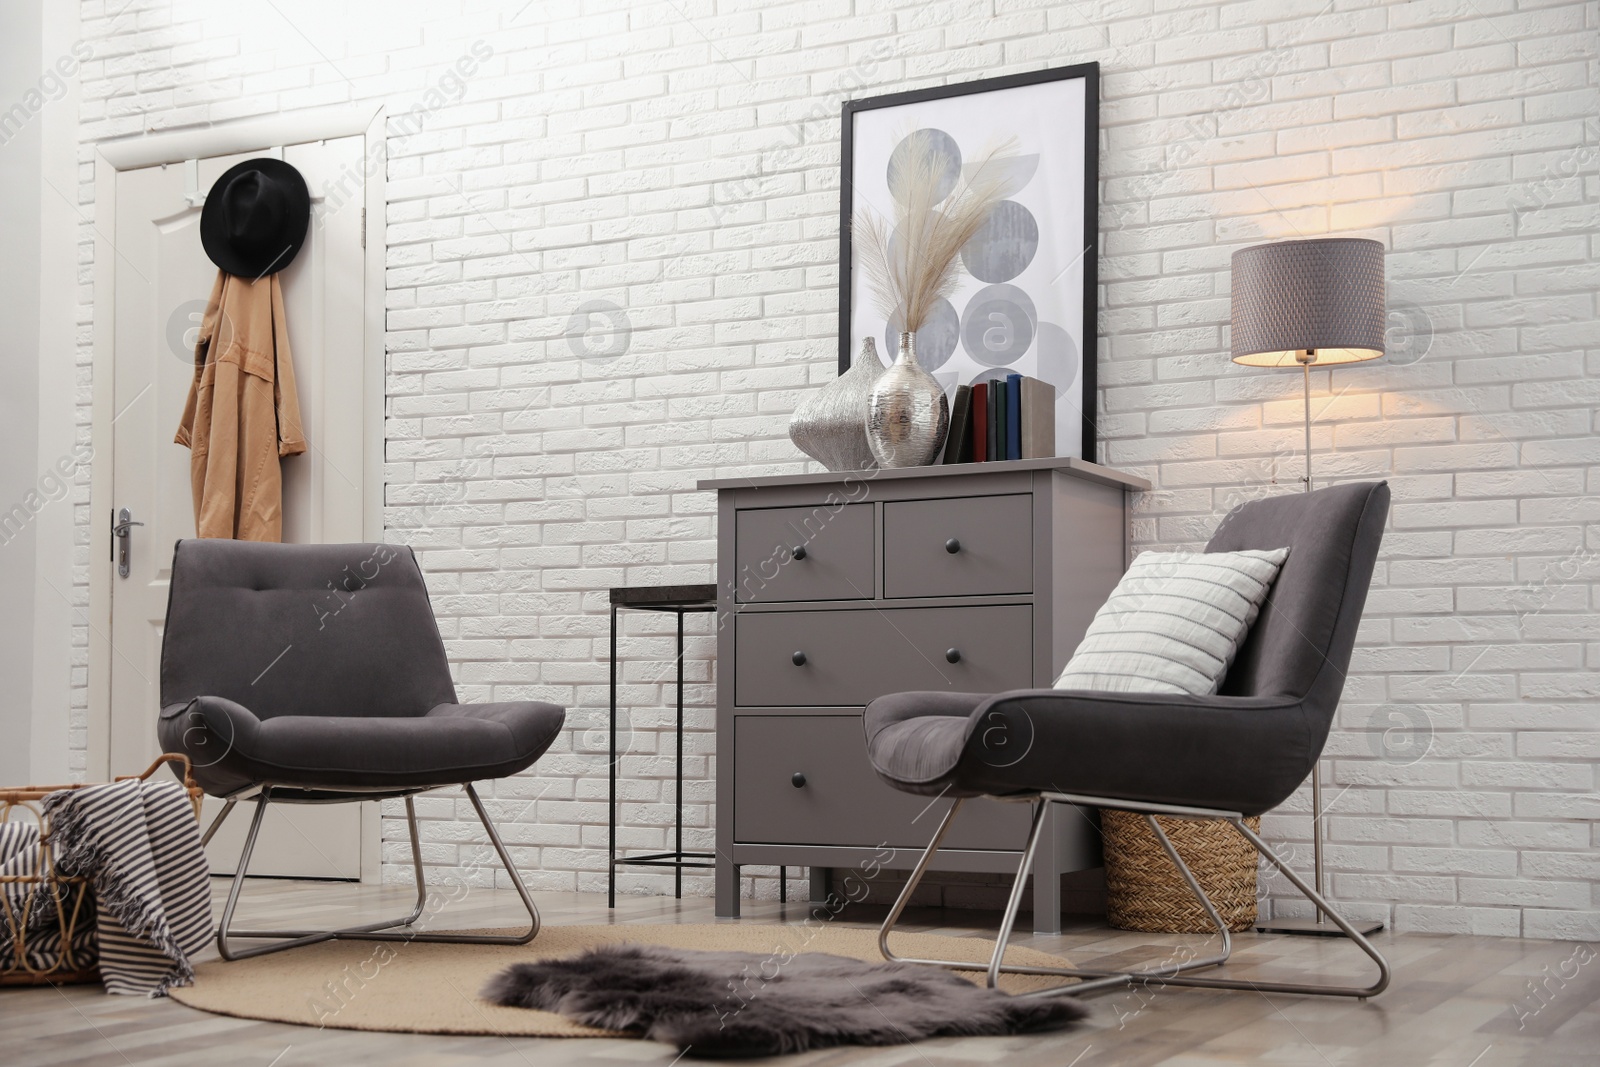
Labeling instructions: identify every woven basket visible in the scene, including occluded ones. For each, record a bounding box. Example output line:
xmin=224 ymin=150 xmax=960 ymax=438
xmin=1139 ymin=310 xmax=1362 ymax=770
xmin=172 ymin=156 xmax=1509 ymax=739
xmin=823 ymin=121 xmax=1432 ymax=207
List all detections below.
xmin=1103 ymin=810 xmax=1261 ymax=933
xmin=1 ymin=754 xmax=201 ymax=986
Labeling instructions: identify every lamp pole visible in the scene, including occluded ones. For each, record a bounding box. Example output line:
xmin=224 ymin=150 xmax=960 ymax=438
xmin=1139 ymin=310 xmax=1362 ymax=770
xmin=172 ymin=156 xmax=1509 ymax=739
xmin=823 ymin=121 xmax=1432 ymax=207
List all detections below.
xmin=1300 ymin=352 xmax=1314 ymax=493
xmin=1297 ymin=349 xmax=1326 ymax=926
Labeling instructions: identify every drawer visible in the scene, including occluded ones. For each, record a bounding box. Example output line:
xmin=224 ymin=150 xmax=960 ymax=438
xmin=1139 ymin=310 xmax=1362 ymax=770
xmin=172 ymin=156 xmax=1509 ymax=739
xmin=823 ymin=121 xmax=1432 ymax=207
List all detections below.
xmin=735 ymin=605 xmax=1032 ymax=707
xmin=883 ymin=494 xmax=1032 ymax=598
xmin=734 ymin=503 xmax=874 ymax=603
xmin=734 ymin=714 xmax=1031 ymax=850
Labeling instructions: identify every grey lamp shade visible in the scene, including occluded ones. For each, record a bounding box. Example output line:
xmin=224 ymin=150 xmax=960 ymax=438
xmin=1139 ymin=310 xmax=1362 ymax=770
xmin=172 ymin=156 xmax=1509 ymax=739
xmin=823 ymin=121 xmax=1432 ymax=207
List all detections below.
xmin=1231 ymin=238 xmax=1386 ymax=367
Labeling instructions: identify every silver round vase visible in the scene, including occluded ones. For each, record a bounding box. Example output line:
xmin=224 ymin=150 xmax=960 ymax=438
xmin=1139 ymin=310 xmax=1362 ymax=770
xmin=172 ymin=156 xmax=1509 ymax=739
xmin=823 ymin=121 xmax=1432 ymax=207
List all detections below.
xmin=866 ymin=332 xmax=950 ymax=468
xmin=788 ymin=337 xmax=885 ymax=472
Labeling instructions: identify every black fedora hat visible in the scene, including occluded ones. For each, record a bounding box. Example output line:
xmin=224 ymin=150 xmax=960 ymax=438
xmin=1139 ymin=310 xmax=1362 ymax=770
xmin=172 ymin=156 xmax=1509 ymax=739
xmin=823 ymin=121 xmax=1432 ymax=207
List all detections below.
xmin=200 ymin=158 xmax=311 ymax=278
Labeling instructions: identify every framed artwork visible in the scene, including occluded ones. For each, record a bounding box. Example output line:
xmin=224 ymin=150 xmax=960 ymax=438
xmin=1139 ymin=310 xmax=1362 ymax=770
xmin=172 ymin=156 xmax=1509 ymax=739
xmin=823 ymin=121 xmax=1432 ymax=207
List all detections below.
xmin=838 ymin=63 xmax=1099 ymax=461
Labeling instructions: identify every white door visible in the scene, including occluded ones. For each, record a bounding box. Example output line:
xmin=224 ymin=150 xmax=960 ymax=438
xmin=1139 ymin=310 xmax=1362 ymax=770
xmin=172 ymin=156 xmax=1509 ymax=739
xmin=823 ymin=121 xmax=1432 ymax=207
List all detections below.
xmin=107 ymin=137 xmax=370 ymax=878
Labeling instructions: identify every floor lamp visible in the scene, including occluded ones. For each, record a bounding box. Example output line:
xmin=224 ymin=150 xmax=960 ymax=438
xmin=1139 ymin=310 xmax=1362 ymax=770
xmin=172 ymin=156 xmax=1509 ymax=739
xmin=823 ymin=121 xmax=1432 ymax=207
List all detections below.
xmin=1230 ymin=237 xmax=1386 ymax=936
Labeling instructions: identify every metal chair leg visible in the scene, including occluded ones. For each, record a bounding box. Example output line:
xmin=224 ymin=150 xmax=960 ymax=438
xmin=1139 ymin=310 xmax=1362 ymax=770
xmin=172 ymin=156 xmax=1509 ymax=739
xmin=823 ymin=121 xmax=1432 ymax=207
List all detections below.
xmin=878 ymin=794 xmax=1388 ymax=1000
xmin=983 ymin=796 xmax=1050 ymax=987
xmin=877 ymin=798 xmax=967 ymax=965
xmin=880 ymin=798 xmax=1229 ymax=996
xmin=1002 ymin=810 xmax=1235 ymax=995
xmin=1084 ymin=817 xmax=1390 ymax=997
xmin=1067 ymin=792 xmax=1390 ymax=998
xmin=216 ymin=784 xmax=540 ymax=961
xmin=199 ymin=799 xmax=236 ymax=846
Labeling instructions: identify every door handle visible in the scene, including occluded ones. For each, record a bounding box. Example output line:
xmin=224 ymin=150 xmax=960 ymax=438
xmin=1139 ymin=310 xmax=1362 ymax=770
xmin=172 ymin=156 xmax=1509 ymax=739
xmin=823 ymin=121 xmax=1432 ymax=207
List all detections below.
xmin=111 ymin=507 xmax=145 ymax=579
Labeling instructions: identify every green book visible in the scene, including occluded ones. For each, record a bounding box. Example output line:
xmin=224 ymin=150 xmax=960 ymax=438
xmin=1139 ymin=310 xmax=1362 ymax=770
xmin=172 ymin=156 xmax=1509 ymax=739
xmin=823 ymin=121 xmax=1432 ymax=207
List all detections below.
xmin=986 ymin=383 xmax=999 ymax=461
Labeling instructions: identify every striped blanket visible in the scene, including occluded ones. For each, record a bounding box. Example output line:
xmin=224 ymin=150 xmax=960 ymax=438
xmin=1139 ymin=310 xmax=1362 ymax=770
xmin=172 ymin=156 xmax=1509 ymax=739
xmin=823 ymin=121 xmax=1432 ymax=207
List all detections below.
xmin=0 ymin=820 xmax=97 ymax=976
xmin=42 ymin=777 xmax=213 ymax=995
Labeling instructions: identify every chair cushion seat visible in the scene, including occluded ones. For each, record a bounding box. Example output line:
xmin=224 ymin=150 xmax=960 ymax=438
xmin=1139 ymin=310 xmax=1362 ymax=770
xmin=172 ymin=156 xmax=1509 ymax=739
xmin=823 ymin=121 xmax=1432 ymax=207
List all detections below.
xmin=159 ymin=697 xmax=565 ymax=797
xmin=864 ymin=688 xmax=1322 ymax=817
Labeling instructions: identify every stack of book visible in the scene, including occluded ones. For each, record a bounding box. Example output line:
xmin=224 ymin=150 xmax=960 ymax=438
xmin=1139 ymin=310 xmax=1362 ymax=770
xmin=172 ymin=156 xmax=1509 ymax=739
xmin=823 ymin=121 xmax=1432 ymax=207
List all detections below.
xmin=939 ymin=373 xmax=1056 ymax=464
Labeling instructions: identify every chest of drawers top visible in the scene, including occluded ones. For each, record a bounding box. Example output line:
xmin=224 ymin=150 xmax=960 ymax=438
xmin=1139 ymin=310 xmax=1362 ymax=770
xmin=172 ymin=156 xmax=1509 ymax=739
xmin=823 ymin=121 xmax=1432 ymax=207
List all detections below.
xmin=697 ymin=455 xmax=1147 ymax=495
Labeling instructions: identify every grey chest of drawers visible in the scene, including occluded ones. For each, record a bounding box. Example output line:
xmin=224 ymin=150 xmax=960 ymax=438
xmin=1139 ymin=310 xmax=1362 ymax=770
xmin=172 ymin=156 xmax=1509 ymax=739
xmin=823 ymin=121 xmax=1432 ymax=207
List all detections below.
xmin=698 ymin=457 xmax=1148 ymax=933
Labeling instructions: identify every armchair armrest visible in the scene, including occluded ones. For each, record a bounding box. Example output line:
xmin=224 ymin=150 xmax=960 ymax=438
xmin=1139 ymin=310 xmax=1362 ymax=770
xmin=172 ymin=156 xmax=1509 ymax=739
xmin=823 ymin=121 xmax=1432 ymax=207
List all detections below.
xmin=157 ymin=696 xmax=264 ymax=798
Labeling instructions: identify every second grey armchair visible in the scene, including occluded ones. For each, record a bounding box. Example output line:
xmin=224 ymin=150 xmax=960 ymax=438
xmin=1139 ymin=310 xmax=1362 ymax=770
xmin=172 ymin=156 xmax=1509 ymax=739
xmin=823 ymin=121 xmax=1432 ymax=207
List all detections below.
xmin=864 ymin=481 xmax=1393 ymax=1000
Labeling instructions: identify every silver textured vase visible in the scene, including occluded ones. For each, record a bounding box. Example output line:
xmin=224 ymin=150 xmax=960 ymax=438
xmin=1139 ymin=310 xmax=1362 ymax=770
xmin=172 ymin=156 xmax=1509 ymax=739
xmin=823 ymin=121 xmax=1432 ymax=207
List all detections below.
xmin=788 ymin=337 xmax=885 ymax=472
xmin=866 ymin=332 xmax=950 ymax=468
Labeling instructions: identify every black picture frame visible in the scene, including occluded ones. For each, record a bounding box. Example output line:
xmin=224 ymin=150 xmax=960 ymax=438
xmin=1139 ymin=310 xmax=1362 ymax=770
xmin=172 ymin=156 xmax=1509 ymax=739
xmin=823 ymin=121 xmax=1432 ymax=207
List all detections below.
xmin=838 ymin=61 xmax=1100 ymax=461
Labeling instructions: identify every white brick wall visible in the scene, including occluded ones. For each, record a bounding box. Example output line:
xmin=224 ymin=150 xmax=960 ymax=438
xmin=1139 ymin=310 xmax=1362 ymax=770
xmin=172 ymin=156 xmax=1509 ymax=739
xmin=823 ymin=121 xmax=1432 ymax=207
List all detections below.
xmin=68 ymin=0 xmax=1600 ymax=938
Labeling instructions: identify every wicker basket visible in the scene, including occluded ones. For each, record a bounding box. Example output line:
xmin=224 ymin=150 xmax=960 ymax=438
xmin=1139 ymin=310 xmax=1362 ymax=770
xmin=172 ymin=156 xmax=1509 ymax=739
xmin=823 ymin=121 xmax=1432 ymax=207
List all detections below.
xmin=1103 ymin=810 xmax=1261 ymax=933
xmin=0 ymin=754 xmax=201 ymax=986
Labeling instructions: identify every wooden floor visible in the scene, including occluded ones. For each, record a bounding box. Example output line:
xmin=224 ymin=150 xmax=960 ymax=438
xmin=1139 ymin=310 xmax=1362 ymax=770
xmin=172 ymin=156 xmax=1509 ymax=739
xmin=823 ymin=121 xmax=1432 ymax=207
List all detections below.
xmin=5 ymin=878 xmax=1597 ymax=1065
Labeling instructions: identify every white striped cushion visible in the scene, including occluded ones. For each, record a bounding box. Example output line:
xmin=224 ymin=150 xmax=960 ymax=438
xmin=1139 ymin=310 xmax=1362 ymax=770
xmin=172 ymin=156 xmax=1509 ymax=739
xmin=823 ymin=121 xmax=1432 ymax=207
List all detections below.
xmin=1054 ymin=548 xmax=1290 ymax=696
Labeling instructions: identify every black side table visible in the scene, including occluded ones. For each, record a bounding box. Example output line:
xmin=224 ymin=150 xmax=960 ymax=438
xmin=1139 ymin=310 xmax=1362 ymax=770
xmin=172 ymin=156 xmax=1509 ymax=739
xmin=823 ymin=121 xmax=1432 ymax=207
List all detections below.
xmin=608 ymin=584 xmax=719 ymax=906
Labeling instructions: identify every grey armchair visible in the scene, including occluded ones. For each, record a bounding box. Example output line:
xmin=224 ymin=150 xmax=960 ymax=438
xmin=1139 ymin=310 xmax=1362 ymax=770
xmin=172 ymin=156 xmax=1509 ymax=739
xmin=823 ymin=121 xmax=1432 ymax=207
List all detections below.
xmin=865 ymin=481 xmax=1392 ymax=999
xmin=157 ymin=539 xmax=565 ymax=960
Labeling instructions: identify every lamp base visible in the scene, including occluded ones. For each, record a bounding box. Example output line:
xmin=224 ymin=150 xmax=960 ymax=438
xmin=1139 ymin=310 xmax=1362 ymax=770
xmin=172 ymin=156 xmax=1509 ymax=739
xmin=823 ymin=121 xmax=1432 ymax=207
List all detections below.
xmin=1256 ymin=915 xmax=1384 ymax=937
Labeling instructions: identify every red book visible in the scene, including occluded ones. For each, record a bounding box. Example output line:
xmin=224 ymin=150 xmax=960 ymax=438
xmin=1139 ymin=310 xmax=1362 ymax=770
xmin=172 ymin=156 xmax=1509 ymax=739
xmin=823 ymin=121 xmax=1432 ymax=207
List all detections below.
xmin=972 ymin=382 xmax=988 ymax=462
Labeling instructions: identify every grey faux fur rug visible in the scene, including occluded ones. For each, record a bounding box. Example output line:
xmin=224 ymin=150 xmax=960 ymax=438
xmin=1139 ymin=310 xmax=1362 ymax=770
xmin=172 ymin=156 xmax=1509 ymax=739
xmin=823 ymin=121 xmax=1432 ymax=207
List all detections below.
xmin=482 ymin=943 xmax=1086 ymax=1057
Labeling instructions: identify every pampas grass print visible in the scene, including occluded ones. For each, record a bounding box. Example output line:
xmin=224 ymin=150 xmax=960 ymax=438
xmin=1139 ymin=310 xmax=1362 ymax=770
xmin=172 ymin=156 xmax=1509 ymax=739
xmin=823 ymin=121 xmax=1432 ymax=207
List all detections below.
xmin=856 ymin=132 xmax=1017 ymax=336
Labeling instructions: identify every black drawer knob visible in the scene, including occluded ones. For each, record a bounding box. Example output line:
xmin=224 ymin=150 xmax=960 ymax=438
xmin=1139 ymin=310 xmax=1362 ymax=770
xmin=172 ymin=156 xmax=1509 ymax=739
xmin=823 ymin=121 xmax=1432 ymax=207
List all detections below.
xmin=791 ymin=650 xmax=807 ymax=666
xmin=792 ymin=545 xmax=807 ymax=560
xmin=945 ymin=538 xmax=961 ymax=554
xmin=946 ymin=648 xmax=962 ymax=664
xmin=791 ymin=772 xmax=807 ymax=788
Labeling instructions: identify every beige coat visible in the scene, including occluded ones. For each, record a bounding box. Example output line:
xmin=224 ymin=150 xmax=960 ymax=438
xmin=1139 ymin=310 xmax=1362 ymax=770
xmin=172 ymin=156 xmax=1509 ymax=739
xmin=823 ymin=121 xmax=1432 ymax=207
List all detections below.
xmin=175 ymin=271 xmax=306 ymax=541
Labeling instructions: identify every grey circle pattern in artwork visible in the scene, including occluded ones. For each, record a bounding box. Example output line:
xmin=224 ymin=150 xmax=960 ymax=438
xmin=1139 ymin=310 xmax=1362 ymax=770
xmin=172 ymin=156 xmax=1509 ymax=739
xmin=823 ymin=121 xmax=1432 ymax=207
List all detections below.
xmin=887 ymin=129 xmax=962 ymax=205
xmin=886 ymin=298 xmax=959 ymax=372
xmin=960 ymin=284 xmax=1037 ymax=366
xmin=960 ymin=200 xmax=1039 ymax=283
xmin=1033 ymin=321 xmax=1079 ymax=390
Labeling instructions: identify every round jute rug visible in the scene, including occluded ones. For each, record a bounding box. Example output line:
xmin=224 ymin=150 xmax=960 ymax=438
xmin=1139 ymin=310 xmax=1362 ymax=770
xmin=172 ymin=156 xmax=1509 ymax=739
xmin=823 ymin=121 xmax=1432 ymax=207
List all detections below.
xmin=169 ymin=923 xmax=1077 ymax=1037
